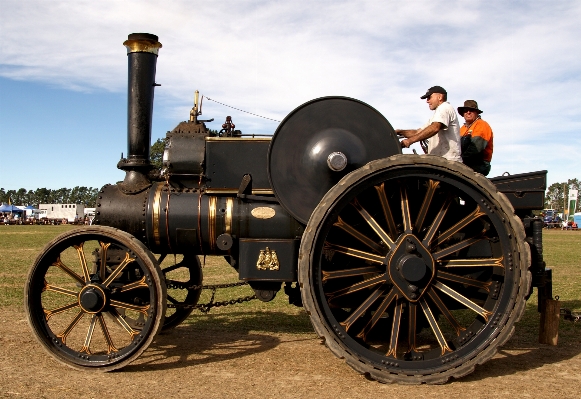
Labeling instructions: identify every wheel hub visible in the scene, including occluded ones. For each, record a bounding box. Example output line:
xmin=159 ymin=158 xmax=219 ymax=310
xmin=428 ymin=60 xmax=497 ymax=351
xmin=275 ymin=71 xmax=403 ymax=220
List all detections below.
xmin=399 ymin=255 xmax=428 ymax=282
xmin=387 ymin=235 xmax=435 ymax=301
xmin=78 ymin=285 xmax=107 ymax=313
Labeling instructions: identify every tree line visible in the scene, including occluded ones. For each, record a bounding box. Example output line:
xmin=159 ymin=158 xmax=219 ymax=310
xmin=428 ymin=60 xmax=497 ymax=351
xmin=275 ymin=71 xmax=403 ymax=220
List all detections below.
xmin=0 ymin=187 xmax=99 ymax=208
xmin=4 ymin=178 xmax=577 ymax=212
xmin=0 ymin=140 xmax=169 ymax=208
xmin=544 ymin=178 xmax=580 ymax=213
xmin=5 ymin=137 xmax=577 ymax=213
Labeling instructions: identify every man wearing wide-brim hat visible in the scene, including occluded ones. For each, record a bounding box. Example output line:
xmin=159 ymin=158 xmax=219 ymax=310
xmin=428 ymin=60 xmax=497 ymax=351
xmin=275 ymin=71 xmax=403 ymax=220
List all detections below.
xmin=458 ymin=100 xmax=494 ymax=176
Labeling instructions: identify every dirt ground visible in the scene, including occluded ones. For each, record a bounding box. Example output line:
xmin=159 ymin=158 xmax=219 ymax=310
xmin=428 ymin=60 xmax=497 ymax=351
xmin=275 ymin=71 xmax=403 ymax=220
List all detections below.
xmin=1 ymin=308 xmax=580 ymax=399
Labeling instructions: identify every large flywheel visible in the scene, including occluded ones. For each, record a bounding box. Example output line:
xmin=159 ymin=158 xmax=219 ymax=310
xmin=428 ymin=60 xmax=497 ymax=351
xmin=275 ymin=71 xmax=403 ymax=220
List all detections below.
xmin=24 ymin=226 xmax=166 ymax=371
xmin=268 ymin=96 xmax=401 ymax=224
xmin=299 ymin=155 xmax=530 ymax=384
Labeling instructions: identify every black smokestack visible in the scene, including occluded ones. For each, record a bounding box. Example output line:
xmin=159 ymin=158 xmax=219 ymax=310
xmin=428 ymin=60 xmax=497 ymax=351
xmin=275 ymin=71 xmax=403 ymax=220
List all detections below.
xmin=118 ymin=33 xmax=162 ymax=191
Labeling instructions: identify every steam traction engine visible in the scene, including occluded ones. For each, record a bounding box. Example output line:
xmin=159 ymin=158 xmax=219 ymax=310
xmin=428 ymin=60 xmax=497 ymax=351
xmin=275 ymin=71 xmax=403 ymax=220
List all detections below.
xmin=25 ymin=33 xmax=550 ymax=384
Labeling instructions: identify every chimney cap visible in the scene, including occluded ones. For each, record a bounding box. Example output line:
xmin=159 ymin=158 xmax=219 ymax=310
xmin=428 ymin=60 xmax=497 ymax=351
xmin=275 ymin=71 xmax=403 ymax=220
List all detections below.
xmin=127 ymin=33 xmax=158 ymax=42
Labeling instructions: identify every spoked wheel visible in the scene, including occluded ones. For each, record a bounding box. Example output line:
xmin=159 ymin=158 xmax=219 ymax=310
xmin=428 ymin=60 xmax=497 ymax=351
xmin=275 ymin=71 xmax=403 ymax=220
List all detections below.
xmin=299 ymin=155 xmax=530 ymax=384
xmin=159 ymin=252 xmax=203 ymax=331
xmin=24 ymin=226 xmax=166 ymax=371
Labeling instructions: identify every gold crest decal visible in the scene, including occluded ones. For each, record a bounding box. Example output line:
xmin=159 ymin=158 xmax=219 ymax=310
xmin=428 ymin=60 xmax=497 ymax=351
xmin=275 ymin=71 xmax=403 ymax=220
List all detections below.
xmin=256 ymin=247 xmax=280 ymax=271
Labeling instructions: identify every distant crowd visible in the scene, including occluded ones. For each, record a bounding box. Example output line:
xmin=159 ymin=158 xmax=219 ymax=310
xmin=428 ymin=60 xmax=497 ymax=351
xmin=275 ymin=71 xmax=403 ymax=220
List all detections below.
xmin=1 ymin=214 xmax=93 ymax=225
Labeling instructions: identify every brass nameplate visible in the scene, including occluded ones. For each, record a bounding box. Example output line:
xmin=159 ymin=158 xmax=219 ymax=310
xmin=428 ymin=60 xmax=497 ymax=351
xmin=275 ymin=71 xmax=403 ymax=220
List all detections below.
xmin=256 ymin=247 xmax=280 ymax=271
xmin=251 ymin=207 xmax=276 ymax=219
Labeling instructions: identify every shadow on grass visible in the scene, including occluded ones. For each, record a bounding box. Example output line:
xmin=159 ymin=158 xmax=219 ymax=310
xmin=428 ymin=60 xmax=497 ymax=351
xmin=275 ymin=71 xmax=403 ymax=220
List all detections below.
xmin=124 ymin=298 xmax=581 ymax=378
xmin=123 ymin=311 xmax=315 ymax=372
xmin=463 ymin=299 xmax=581 ymax=381
xmin=128 ymin=300 xmax=581 ymax=378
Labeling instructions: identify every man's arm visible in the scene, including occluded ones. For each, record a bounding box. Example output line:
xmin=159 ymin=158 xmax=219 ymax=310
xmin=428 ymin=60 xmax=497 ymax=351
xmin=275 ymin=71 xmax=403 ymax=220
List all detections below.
xmin=399 ymin=122 xmax=444 ymax=148
xmin=395 ymin=129 xmax=420 ymax=138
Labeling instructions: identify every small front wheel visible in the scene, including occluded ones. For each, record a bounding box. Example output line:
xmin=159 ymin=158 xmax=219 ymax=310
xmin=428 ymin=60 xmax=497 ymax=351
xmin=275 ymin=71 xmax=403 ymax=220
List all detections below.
xmin=25 ymin=226 xmax=166 ymax=371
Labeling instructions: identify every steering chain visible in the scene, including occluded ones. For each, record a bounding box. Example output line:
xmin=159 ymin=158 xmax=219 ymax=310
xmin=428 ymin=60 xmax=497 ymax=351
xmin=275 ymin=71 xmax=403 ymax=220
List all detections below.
xmin=166 ymin=280 xmax=257 ymax=313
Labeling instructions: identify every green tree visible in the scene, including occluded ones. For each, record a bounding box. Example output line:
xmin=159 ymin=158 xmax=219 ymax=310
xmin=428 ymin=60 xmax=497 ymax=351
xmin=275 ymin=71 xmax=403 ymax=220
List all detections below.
xmin=34 ymin=188 xmax=52 ymax=206
xmin=5 ymin=190 xmax=16 ymax=205
xmin=150 ymin=137 xmax=167 ymax=172
xmin=544 ymin=179 xmax=581 ymax=213
xmin=13 ymin=188 xmax=27 ymax=205
xmin=83 ymin=188 xmax=99 ymax=207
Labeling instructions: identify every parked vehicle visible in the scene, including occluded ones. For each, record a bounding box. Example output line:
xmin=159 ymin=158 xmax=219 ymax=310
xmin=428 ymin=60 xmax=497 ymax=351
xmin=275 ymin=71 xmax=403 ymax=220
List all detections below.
xmin=24 ymin=33 xmax=551 ymax=384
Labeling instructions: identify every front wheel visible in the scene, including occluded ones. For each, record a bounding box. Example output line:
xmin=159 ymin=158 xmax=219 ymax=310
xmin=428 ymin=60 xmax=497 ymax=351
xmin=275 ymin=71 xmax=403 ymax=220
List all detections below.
xmin=299 ymin=155 xmax=529 ymax=384
xmin=25 ymin=226 xmax=166 ymax=371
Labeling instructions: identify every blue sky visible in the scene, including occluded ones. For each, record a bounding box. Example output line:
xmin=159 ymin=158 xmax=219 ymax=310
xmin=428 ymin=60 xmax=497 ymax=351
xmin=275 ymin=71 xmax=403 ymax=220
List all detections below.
xmin=1 ymin=0 xmax=579 ymax=192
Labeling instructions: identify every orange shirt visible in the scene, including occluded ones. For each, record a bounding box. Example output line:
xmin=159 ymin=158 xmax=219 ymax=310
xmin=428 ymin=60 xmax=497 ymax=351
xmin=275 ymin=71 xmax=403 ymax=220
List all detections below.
xmin=460 ymin=118 xmax=493 ymax=162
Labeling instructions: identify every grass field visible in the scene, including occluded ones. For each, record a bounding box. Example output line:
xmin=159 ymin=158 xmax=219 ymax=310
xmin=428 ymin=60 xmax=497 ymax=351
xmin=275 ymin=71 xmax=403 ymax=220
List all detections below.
xmin=1 ymin=225 xmax=579 ymax=342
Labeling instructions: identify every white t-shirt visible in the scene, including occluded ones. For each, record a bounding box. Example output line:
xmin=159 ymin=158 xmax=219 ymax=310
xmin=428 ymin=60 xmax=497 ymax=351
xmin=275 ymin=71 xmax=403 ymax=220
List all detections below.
xmin=423 ymin=102 xmax=462 ymax=161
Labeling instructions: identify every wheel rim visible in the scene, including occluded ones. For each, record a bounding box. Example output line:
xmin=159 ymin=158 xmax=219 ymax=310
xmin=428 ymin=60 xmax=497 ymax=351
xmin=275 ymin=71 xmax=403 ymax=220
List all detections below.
xmin=25 ymin=227 xmax=164 ymax=370
xmin=304 ymin=160 xmax=524 ymax=376
xmin=160 ymin=253 xmax=203 ymax=331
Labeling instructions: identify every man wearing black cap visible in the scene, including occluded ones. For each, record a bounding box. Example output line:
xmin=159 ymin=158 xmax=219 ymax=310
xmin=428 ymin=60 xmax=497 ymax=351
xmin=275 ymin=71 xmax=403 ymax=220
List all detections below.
xmin=396 ymin=86 xmax=461 ymax=162
xmin=458 ymin=100 xmax=493 ymax=176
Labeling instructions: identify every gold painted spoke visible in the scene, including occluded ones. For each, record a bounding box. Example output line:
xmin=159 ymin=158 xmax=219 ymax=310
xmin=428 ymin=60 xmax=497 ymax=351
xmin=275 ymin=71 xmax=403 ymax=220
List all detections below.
xmin=419 ymin=298 xmax=452 ymax=355
xmin=351 ymin=199 xmax=394 ymax=249
xmin=56 ymin=310 xmax=85 ymax=345
xmin=44 ymin=302 xmax=79 ymax=321
xmin=400 ymin=186 xmax=412 ymax=234
xmin=109 ymin=308 xmax=140 ymax=339
xmin=340 ymin=287 xmax=385 ymax=332
xmin=386 ymin=299 xmax=403 ymax=358
xmin=426 ymin=287 xmax=465 ymax=336
xmin=118 ymin=276 xmax=148 ymax=292
xmin=422 ymin=198 xmax=451 ymax=247
xmin=53 ymin=257 xmax=85 ymax=285
xmin=434 ymin=206 xmax=486 ymax=246
xmin=97 ymin=314 xmax=118 ymax=353
xmin=433 ymin=237 xmax=483 ymax=260
xmin=375 ymin=183 xmax=398 ymax=240
xmin=44 ymin=281 xmax=78 ymax=297
xmin=326 ymin=274 xmax=387 ymax=302
xmin=73 ymin=242 xmax=90 ymax=283
xmin=436 ymin=271 xmax=492 ymax=292
xmin=324 ymin=242 xmax=385 ymax=264
xmin=102 ymin=252 xmax=136 ymax=287
xmin=333 ymin=217 xmax=384 ymax=254
xmin=440 ymin=257 xmax=504 ymax=269
xmin=433 ymin=281 xmax=492 ymax=322
xmin=322 ymin=266 xmax=383 ymax=282
xmin=99 ymin=242 xmax=111 ymax=282
xmin=415 ymin=180 xmax=440 ymax=233
xmin=80 ymin=315 xmax=98 ymax=354
xmin=407 ymin=302 xmax=417 ymax=353
xmin=110 ymin=299 xmax=150 ymax=316
xmin=357 ymin=288 xmax=398 ymax=341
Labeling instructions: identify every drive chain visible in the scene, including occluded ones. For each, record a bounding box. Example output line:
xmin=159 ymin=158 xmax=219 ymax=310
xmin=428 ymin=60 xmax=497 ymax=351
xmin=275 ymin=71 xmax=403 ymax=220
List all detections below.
xmin=166 ymin=280 xmax=256 ymax=314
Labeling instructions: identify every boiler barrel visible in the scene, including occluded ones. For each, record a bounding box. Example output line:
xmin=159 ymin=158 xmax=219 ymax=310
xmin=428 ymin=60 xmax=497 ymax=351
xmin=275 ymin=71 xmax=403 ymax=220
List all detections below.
xmin=95 ymin=182 xmax=303 ymax=255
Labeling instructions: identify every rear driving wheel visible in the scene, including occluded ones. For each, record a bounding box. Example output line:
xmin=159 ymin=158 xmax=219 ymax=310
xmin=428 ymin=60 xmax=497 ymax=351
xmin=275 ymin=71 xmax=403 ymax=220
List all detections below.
xmin=299 ymin=155 xmax=529 ymax=384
